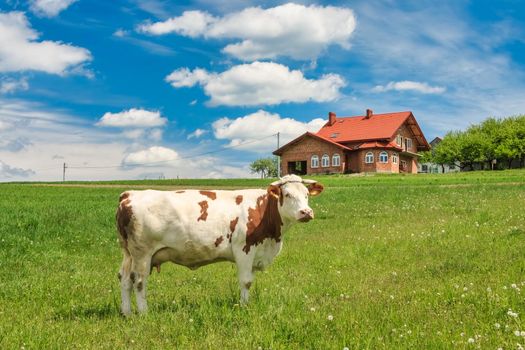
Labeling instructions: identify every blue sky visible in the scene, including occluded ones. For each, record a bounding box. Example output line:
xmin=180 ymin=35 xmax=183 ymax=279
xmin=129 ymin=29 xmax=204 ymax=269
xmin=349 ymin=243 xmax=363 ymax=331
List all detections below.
xmin=1 ymin=0 xmax=524 ymax=181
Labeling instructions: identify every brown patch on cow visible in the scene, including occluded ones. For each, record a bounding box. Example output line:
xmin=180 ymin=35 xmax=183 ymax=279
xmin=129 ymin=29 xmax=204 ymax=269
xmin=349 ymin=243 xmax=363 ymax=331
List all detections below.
xmin=235 ymin=195 xmax=243 ymax=205
xmin=214 ymin=236 xmax=224 ymax=247
xmin=197 ymin=200 xmax=209 ymax=221
xmin=229 ymin=217 xmax=239 ymax=242
xmin=242 ymin=193 xmax=283 ymax=254
xmin=245 ymin=281 xmax=252 ymax=289
xmin=175 ymin=190 xmax=185 ymax=193
xmin=137 ymin=281 xmax=143 ymax=292
xmin=200 ymin=190 xmax=217 ymax=200
xmin=130 ymin=272 xmax=136 ymax=283
xmin=116 ymin=193 xmax=134 ymax=247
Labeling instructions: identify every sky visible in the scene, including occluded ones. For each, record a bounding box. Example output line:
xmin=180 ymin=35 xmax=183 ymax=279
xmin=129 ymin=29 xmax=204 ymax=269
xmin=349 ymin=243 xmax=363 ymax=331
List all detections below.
xmin=0 ymin=0 xmax=524 ymax=181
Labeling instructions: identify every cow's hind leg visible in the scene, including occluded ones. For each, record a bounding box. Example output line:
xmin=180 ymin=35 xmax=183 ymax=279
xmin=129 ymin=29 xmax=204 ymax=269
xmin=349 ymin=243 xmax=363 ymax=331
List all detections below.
xmin=118 ymin=248 xmax=133 ymax=316
xmin=131 ymin=256 xmax=151 ymax=314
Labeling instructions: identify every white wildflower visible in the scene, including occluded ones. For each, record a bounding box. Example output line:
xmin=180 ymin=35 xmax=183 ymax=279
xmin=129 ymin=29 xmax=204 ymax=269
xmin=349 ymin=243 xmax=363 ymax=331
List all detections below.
xmin=327 ymin=315 xmax=334 ymax=321
xmin=467 ymin=338 xmax=475 ymax=343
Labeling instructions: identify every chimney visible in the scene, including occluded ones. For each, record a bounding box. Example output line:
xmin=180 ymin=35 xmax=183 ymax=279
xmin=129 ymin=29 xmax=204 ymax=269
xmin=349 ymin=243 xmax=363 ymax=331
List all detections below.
xmin=328 ymin=111 xmax=337 ymax=125
xmin=365 ymin=109 xmax=373 ymax=119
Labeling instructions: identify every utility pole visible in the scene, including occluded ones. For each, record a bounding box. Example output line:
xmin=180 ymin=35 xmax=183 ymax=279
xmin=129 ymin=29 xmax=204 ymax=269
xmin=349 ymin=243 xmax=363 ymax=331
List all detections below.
xmin=63 ymin=162 xmax=67 ymax=182
xmin=276 ymin=132 xmax=281 ymax=178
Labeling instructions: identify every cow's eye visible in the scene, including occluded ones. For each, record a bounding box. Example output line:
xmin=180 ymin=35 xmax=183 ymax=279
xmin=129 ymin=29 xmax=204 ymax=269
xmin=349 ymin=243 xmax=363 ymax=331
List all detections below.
xmin=285 ymin=193 xmax=291 ymax=198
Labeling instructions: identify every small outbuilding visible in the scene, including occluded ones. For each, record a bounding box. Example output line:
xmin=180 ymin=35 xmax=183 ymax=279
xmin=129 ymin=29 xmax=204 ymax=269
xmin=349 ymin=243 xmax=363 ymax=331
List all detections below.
xmin=273 ymin=109 xmax=430 ymax=175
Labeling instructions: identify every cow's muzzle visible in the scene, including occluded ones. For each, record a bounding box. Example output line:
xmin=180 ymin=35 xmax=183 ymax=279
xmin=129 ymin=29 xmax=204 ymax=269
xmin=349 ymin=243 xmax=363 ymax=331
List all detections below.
xmin=298 ymin=209 xmax=314 ymax=222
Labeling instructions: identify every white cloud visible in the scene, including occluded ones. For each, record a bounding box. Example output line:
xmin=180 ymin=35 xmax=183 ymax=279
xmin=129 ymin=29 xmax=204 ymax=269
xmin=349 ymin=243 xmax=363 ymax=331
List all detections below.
xmin=138 ymin=3 xmax=356 ymax=60
xmin=122 ymin=146 xmax=178 ymax=167
xmin=96 ymin=108 xmax=167 ymax=128
xmin=372 ymin=81 xmax=446 ymax=94
xmin=0 ymin=77 xmax=29 ymax=94
xmin=138 ymin=10 xmax=214 ymax=37
xmin=113 ymin=29 xmax=128 ymax=38
xmin=30 ymin=0 xmax=77 ymax=17
xmin=0 ymin=98 xmax=258 ymax=181
xmin=212 ymin=110 xmax=325 ymax=152
xmin=166 ymin=61 xmax=345 ymax=106
xmin=0 ymin=11 xmax=91 ymax=75
xmin=0 ymin=160 xmax=34 ymax=178
xmin=187 ymin=128 xmax=207 ymax=139
xmin=0 ymin=120 xmax=12 ymax=131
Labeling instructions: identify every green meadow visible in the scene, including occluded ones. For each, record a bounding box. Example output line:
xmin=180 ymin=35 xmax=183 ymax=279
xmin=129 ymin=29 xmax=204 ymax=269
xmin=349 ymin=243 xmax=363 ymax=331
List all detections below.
xmin=1 ymin=170 xmax=525 ymax=349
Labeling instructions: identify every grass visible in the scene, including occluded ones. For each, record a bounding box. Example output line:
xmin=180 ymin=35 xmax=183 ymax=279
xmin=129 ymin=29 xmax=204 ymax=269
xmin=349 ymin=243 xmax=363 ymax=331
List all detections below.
xmin=1 ymin=170 xmax=525 ymax=349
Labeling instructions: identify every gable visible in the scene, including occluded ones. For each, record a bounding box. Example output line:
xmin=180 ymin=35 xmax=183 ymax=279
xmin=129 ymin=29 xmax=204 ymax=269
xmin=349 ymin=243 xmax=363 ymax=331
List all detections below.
xmin=273 ymin=132 xmax=350 ymax=156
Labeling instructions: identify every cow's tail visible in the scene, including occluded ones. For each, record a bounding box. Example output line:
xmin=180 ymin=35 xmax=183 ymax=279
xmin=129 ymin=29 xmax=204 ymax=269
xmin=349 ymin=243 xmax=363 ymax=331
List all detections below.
xmin=116 ymin=191 xmax=133 ymax=251
xmin=117 ymin=192 xmax=133 ymax=283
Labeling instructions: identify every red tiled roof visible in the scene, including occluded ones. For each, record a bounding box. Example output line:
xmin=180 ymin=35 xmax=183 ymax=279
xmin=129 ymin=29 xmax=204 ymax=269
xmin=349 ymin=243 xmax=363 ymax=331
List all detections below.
xmin=316 ymin=111 xmax=412 ymax=142
xmin=357 ymin=141 xmax=402 ymax=150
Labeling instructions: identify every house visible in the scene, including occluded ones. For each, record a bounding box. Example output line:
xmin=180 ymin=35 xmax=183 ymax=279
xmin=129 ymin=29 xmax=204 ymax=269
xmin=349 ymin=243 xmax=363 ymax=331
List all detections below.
xmin=418 ymin=137 xmax=460 ymax=173
xmin=273 ymin=109 xmax=430 ymax=175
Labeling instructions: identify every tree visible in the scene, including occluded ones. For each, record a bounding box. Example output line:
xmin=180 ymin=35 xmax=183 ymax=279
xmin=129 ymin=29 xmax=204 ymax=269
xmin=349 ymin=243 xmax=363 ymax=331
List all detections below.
xmin=249 ymin=157 xmax=278 ymax=178
xmin=428 ymin=114 xmax=525 ymax=171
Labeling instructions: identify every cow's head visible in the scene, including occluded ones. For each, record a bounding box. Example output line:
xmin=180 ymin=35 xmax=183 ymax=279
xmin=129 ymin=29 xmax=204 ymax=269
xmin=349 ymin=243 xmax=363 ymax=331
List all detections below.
xmin=267 ymin=174 xmax=324 ymax=223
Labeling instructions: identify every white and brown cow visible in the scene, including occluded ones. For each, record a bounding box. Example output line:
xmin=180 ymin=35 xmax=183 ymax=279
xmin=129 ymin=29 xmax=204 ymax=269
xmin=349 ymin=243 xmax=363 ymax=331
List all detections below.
xmin=116 ymin=174 xmax=323 ymax=315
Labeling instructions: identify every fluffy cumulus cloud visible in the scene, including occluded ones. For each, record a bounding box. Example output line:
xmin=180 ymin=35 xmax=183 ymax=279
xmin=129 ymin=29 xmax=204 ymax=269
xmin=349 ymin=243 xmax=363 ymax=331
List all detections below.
xmin=30 ymin=0 xmax=77 ymax=17
xmin=96 ymin=108 xmax=167 ymax=128
xmin=0 ymin=11 xmax=91 ymax=74
xmin=122 ymin=146 xmax=178 ymax=167
xmin=138 ymin=3 xmax=356 ymax=60
xmin=166 ymin=61 xmax=345 ymax=106
xmin=212 ymin=110 xmax=325 ymax=152
xmin=0 ymin=160 xmax=35 ymax=178
xmin=372 ymin=81 xmax=446 ymax=94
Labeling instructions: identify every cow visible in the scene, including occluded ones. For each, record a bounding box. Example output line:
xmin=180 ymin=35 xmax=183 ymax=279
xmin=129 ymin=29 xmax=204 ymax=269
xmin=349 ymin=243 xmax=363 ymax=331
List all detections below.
xmin=116 ymin=174 xmax=324 ymax=315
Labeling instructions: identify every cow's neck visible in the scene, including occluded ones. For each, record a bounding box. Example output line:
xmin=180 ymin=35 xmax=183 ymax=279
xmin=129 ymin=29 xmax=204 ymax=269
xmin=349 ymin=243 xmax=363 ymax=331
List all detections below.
xmin=242 ymin=193 xmax=283 ymax=254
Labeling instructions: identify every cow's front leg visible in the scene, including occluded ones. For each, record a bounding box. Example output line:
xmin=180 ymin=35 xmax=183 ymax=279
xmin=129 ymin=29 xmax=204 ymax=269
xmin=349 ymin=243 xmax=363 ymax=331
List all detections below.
xmin=235 ymin=257 xmax=254 ymax=305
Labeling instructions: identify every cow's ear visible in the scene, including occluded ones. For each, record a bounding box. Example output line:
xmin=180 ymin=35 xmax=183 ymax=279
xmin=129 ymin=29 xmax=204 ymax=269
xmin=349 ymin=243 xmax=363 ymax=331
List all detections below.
xmin=267 ymin=185 xmax=281 ymax=199
xmin=307 ymin=182 xmax=324 ymax=196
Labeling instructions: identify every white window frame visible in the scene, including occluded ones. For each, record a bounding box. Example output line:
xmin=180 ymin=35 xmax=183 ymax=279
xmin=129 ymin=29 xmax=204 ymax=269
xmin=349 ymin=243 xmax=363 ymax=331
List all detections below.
xmin=332 ymin=153 xmax=340 ymax=167
xmin=392 ymin=152 xmax=398 ymax=164
xmin=396 ymin=134 xmax=402 ymax=146
xmin=406 ymin=138 xmax=413 ymax=150
xmin=321 ymin=154 xmax=330 ymax=167
xmin=365 ymin=152 xmax=374 ymax=164
xmin=311 ymin=155 xmax=319 ymax=168
xmin=379 ymin=151 xmax=388 ymax=163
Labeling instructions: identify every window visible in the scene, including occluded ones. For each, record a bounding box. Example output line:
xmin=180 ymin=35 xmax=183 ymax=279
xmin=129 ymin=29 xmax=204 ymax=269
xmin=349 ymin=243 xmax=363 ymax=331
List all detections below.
xmin=396 ymin=134 xmax=403 ymax=146
xmin=392 ymin=152 xmax=398 ymax=164
xmin=332 ymin=153 xmax=340 ymax=167
xmin=311 ymin=155 xmax=319 ymax=168
xmin=365 ymin=152 xmax=374 ymax=164
xmin=321 ymin=154 xmax=330 ymax=167
xmin=379 ymin=151 xmax=388 ymax=163
xmin=405 ymin=138 xmax=412 ymax=150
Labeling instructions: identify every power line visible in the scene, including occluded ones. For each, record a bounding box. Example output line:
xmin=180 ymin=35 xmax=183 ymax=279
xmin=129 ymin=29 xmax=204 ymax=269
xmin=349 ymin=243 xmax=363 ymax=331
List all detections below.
xmin=63 ymin=133 xmax=278 ymax=170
